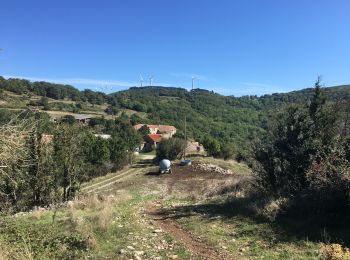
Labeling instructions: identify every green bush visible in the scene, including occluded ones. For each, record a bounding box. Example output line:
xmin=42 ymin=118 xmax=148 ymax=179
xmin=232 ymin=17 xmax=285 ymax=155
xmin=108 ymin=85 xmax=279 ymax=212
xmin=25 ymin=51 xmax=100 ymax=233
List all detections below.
xmin=156 ymin=138 xmax=186 ymax=161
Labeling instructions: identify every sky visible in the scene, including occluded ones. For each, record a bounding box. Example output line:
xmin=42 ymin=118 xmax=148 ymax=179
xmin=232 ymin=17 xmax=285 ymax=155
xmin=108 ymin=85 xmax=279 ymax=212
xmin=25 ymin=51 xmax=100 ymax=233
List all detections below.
xmin=0 ymin=0 xmax=349 ymax=96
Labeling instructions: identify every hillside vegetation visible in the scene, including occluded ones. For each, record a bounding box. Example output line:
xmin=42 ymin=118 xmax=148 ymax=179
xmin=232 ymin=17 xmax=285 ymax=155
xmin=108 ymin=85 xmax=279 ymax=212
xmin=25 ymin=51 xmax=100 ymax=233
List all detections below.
xmin=2 ymin=75 xmax=350 ymax=158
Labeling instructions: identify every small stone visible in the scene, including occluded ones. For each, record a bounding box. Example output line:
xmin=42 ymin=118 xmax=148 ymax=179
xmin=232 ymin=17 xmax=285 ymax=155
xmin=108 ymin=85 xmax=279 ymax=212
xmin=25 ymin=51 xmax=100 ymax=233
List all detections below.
xmin=222 ymin=245 xmax=227 ymax=249
xmin=127 ymin=246 xmax=135 ymax=250
xmin=169 ymin=255 xmax=178 ymax=259
xmin=119 ymin=249 xmax=127 ymax=254
xmin=154 ymin=229 xmax=162 ymax=233
xmin=134 ymin=251 xmax=144 ymax=256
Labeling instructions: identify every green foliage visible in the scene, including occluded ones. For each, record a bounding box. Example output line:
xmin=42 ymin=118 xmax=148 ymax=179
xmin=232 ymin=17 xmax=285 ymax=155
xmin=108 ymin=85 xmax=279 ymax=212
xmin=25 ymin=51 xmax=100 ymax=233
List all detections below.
xmin=86 ymin=135 xmax=110 ymax=165
xmin=54 ymin=124 xmax=85 ymax=201
xmin=2 ymin=76 xmax=350 ymax=162
xmin=104 ymin=105 xmax=118 ymax=115
xmin=39 ymin=96 xmax=50 ymax=110
xmin=130 ymin=113 xmax=142 ymax=125
xmin=62 ymin=115 xmax=76 ymax=125
xmin=138 ymin=124 xmax=150 ymax=135
xmin=202 ymin=135 xmax=221 ymax=157
xmin=255 ymin=79 xmax=350 ymax=214
xmin=220 ymin=143 xmax=236 ymax=160
xmin=156 ymin=138 xmax=186 ymax=161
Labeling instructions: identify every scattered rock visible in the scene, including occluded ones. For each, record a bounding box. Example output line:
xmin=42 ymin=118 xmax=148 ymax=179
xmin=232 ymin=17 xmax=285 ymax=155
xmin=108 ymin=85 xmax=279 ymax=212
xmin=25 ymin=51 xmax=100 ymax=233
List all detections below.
xmin=153 ymin=229 xmax=163 ymax=233
xmin=169 ymin=255 xmax=178 ymax=259
xmin=119 ymin=249 xmax=127 ymax=254
xmin=127 ymin=245 xmax=135 ymax=250
xmin=193 ymin=163 xmax=233 ymax=175
xmin=134 ymin=251 xmax=144 ymax=256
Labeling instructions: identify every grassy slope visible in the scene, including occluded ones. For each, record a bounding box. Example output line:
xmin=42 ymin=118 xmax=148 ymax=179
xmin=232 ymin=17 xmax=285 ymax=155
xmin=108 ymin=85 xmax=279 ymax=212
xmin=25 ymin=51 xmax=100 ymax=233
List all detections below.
xmin=0 ymin=158 xmax=324 ymax=259
xmin=0 ymin=90 xmax=145 ymax=120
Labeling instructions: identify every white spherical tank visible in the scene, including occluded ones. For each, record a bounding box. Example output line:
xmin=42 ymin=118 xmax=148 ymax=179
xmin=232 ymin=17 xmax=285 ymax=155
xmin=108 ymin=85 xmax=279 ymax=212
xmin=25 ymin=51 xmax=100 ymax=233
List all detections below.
xmin=159 ymin=159 xmax=171 ymax=170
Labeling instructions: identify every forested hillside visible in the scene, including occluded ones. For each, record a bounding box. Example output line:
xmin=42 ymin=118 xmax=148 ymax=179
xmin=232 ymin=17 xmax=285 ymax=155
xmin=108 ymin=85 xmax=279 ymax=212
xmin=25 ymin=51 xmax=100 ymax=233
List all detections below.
xmin=1 ymin=76 xmax=350 ymax=157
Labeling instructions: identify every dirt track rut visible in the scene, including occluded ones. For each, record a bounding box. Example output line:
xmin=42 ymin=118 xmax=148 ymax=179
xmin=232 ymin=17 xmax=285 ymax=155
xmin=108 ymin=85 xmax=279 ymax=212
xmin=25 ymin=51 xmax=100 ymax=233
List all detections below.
xmin=145 ymin=202 xmax=234 ymax=260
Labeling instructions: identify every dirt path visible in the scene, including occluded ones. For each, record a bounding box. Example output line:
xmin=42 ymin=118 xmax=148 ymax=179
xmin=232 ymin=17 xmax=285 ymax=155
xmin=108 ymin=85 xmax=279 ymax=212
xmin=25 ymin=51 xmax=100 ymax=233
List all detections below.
xmin=145 ymin=201 xmax=234 ymax=260
xmin=85 ymin=168 xmax=144 ymax=194
xmin=81 ymin=168 xmax=135 ymax=192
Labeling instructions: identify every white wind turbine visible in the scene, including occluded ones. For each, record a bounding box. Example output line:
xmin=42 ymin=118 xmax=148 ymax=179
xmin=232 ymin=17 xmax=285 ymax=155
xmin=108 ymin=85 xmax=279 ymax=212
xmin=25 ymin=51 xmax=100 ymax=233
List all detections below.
xmin=140 ymin=74 xmax=144 ymax=87
xmin=149 ymin=75 xmax=154 ymax=87
xmin=191 ymin=76 xmax=197 ymax=91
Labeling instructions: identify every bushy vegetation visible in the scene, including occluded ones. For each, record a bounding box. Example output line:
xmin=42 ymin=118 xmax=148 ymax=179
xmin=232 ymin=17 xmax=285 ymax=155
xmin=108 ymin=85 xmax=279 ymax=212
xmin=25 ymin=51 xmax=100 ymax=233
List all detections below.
xmin=0 ymin=110 xmax=141 ymax=213
xmin=156 ymin=138 xmax=186 ymax=161
xmin=254 ymin=79 xmax=350 ymax=216
xmin=2 ymin=75 xmax=350 ymax=161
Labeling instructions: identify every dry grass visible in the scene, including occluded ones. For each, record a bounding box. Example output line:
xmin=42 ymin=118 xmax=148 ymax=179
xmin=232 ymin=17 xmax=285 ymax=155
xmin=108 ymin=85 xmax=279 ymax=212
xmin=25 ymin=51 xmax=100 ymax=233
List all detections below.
xmin=320 ymin=243 xmax=350 ymax=260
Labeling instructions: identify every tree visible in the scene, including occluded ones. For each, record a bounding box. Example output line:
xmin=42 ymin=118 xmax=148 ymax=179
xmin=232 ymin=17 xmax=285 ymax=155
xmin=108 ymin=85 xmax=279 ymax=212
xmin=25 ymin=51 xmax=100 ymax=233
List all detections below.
xmin=38 ymin=96 xmax=50 ymax=110
xmin=255 ymin=79 xmax=344 ymax=199
xmin=202 ymin=135 xmax=221 ymax=157
xmin=105 ymin=105 xmax=119 ymax=115
xmin=0 ymin=117 xmax=32 ymax=212
xmin=26 ymin=129 xmax=57 ymax=207
xmin=54 ymin=125 xmax=84 ymax=201
xmin=89 ymin=136 xmax=110 ymax=164
xmin=221 ymin=143 xmax=236 ymax=160
xmin=156 ymin=138 xmax=186 ymax=161
xmin=62 ymin=115 xmax=76 ymax=125
xmin=130 ymin=114 xmax=142 ymax=125
xmin=138 ymin=124 xmax=150 ymax=135
xmin=108 ymin=119 xmax=141 ymax=165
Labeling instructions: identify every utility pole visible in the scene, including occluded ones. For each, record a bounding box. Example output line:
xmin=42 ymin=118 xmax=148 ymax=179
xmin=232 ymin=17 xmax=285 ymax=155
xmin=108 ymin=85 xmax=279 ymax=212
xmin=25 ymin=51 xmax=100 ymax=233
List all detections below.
xmin=184 ymin=115 xmax=187 ymax=159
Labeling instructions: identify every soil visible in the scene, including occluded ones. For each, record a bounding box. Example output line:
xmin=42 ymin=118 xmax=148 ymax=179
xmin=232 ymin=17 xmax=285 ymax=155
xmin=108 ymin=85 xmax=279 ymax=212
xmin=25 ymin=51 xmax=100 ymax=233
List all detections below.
xmin=143 ymin=163 xmax=235 ymax=259
xmin=145 ymin=201 xmax=234 ymax=260
xmin=145 ymin=163 xmax=233 ymax=195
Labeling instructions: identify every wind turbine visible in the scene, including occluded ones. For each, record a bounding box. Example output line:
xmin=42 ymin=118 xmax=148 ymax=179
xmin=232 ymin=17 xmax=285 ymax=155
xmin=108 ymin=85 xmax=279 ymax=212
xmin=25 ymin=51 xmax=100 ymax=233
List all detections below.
xmin=140 ymin=74 xmax=144 ymax=87
xmin=149 ymin=75 xmax=154 ymax=87
xmin=191 ymin=76 xmax=197 ymax=91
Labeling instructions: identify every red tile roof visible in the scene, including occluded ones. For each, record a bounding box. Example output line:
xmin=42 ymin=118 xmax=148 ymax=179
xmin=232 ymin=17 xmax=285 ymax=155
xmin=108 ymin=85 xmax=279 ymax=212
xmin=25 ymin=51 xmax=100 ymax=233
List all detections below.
xmin=145 ymin=134 xmax=162 ymax=143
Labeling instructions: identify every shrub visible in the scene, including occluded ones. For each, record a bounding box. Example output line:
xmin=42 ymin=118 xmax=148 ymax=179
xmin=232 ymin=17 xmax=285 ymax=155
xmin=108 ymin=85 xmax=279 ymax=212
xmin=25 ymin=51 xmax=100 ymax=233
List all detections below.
xmin=202 ymin=135 xmax=221 ymax=157
xmin=220 ymin=143 xmax=236 ymax=160
xmin=320 ymin=243 xmax=350 ymax=260
xmin=156 ymin=138 xmax=186 ymax=161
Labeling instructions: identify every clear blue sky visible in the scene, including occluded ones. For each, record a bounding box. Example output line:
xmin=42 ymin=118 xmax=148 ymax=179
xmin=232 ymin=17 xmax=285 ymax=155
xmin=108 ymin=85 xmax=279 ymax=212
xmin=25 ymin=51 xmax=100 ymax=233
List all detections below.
xmin=0 ymin=0 xmax=349 ymax=96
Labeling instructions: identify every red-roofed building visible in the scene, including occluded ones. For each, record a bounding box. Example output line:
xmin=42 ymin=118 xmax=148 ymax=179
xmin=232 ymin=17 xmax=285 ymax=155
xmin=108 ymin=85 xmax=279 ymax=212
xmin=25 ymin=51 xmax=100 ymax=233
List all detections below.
xmin=143 ymin=134 xmax=162 ymax=151
xmin=134 ymin=124 xmax=177 ymax=151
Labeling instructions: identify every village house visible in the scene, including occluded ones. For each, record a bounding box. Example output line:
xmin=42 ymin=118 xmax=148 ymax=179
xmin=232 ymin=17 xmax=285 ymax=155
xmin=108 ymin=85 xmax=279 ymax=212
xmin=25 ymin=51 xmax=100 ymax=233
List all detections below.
xmin=74 ymin=114 xmax=91 ymax=124
xmin=133 ymin=124 xmax=177 ymax=151
xmin=142 ymin=134 xmax=162 ymax=151
xmin=133 ymin=124 xmax=177 ymax=138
